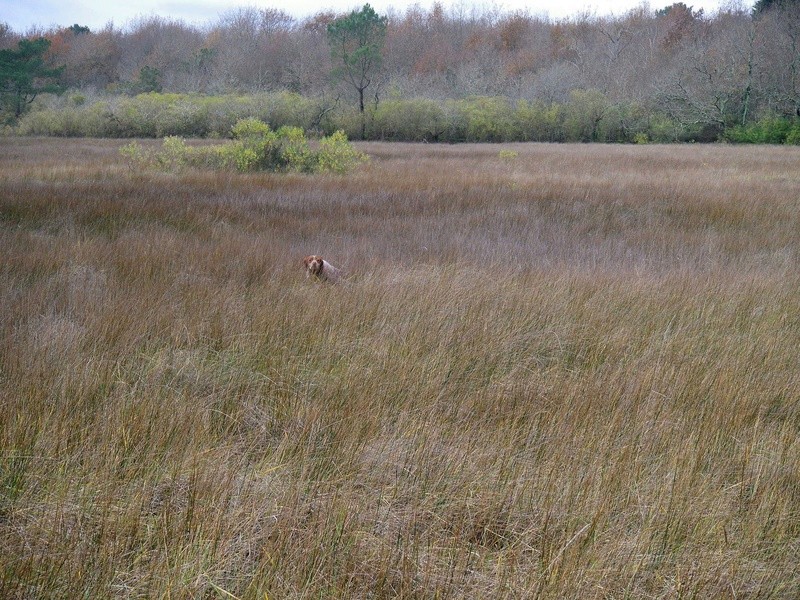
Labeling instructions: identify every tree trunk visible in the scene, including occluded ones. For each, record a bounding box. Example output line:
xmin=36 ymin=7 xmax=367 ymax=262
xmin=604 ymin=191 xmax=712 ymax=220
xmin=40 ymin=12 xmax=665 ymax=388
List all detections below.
xmin=359 ymin=87 xmax=366 ymax=139
xmin=742 ymin=25 xmax=756 ymax=126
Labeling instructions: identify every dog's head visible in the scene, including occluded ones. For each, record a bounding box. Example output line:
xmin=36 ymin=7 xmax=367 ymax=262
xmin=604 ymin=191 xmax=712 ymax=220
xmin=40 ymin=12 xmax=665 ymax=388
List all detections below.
xmin=303 ymin=255 xmax=324 ymax=278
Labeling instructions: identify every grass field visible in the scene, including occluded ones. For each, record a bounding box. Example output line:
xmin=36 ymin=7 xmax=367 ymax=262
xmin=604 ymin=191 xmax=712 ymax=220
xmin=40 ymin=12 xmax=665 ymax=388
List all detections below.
xmin=1 ymin=138 xmax=799 ymax=598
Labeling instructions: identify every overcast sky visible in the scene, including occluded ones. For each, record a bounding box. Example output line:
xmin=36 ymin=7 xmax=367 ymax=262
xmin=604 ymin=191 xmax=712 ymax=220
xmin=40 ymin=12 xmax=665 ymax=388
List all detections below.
xmin=3 ymin=0 xmax=743 ymax=33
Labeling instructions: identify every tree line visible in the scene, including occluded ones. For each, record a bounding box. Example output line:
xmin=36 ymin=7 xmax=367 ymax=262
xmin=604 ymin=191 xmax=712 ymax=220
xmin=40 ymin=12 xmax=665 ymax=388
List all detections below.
xmin=2 ymin=1 xmax=800 ymax=143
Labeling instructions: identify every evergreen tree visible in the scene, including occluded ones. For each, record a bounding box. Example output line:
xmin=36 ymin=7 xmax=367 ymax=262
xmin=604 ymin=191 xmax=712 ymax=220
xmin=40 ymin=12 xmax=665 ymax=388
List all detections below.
xmin=327 ymin=4 xmax=387 ymax=138
xmin=753 ymin=0 xmax=799 ymax=14
xmin=0 ymin=38 xmax=64 ymax=119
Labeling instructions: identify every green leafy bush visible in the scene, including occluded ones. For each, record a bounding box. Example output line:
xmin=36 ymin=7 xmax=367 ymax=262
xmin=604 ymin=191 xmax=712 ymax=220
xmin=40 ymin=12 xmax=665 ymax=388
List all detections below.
xmin=16 ymin=92 xmax=323 ymax=138
xmin=231 ymin=117 xmax=272 ymax=139
xmin=725 ymin=116 xmax=799 ymax=144
xmin=222 ymin=119 xmax=309 ymax=172
xmin=514 ymin=99 xmax=564 ymax=142
xmin=120 ymin=119 xmax=365 ymax=174
xmin=156 ymin=136 xmax=190 ymax=171
xmin=498 ymin=149 xmax=518 ymax=161
xmin=647 ymin=112 xmax=683 ymax=143
xmin=785 ymin=122 xmax=800 ymax=145
xmin=11 ymin=90 xmax=736 ymax=144
xmin=459 ymin=96 xmax=516 ymax=142
xmin=278 ymin=126 xmax=313 ymax=170
xmin=119 ymin=141 xmax=152 ymax=170
xmin=315 ymin=130 xmax=366 ymax=173
xmin=563 ymin=89 xmax=609 ymax=142
xmin=372 ymin=98 xmax=447 ymax=141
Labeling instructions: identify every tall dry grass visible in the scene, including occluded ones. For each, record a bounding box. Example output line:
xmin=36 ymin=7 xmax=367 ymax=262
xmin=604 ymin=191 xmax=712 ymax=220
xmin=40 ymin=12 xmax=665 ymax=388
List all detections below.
xmin=1 ymin=138 xmax=799 ymax=598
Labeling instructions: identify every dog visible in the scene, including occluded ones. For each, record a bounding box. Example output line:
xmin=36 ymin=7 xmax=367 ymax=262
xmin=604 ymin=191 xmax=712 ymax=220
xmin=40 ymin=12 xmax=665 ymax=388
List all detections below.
xmin=303 ymin=255 xmax=342 ymax=282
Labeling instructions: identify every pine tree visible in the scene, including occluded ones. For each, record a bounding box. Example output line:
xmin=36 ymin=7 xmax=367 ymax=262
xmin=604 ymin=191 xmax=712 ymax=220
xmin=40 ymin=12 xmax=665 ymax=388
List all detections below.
xmin=327 ymin=4 xmax=388 ymax=139
xmin=0 ymin=38 xmax=64 ymax=119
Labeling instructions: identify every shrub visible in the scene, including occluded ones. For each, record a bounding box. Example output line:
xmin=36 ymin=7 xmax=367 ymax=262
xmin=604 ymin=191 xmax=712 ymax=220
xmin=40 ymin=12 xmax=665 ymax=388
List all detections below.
xmin=119 ymin=141 xmax=153 ymax=170
xmin=20 ymin=90 xmax=800 ymax=145
xmin=120 ymin=120 xmax=364 ymax=174
xmin=725 ymin=116 xmax=798 ymax=144
xmin=371 ymin=98 xmax=447 ymax=141
xmin=15 ymin=92 xmax=334 ymax=139
xmin=514 ymin=99 xmax=564 ymax=142
xmin=459 ymin=96 xmax=517 ymax=142
xmin=217 ymin=122 xmax=315 ymax=172
xmin=259 ymin=91 xmax=317 ymax=131
xmin=563 ymin=89 xmax=609 ymax=142
xmin=498 ymin=149 xmax=518 ymax=161
xmin=17 ymin=102 xmax=109 ymax=137
xmin=154 ymin=100 xmax=209 ymax=137
xmin=230 ymin=117 xmax=273 ymax=139
xmin=315 ymin=130 xmax=367 ymax=173
xmin=200 ymin=96 xmax=257 ymax=137
xmin=440 ymin=100 xmax=468 ymax=143
xmin=277 ymin=126 xmax=313 ymax=171
xmin=786 ymin=122 xmax=800 ymax=145
xmin=155 ymin=136 xmax=190 ymax=171
xmin=600 ymin=102 xmax=650 ymax=143
xmin=329 ymin=105 xmax=363 ymax=140
xmin=647 ymin=112 xmax=683 ymax=143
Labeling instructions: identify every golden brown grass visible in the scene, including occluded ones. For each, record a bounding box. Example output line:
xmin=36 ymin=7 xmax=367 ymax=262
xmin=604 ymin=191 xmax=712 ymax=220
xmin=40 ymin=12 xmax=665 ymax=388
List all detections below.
xmin=1 ymin=138 xmax=799 ymax=599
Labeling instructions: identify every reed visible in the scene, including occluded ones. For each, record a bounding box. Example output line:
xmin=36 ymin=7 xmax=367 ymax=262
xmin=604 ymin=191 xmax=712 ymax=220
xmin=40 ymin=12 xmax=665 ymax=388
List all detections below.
xmin=1 ymin=138 xmax=798 ymax=598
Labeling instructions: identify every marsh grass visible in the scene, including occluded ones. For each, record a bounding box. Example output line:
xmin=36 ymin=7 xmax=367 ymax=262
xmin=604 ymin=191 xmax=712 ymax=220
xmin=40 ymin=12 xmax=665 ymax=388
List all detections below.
xmin=1 ymin=139 xmax=799 ymax=598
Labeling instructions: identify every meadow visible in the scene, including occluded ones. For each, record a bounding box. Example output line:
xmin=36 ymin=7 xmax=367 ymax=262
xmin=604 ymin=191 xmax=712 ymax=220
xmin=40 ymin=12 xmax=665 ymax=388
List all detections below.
xmin=1 ymin=138 xmax=799 ymax=598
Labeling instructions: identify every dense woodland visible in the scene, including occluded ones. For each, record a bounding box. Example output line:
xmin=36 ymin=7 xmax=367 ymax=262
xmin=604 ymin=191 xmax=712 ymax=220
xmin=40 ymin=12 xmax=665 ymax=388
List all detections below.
xmin=3 ymin=0 xmax=800 ymax=142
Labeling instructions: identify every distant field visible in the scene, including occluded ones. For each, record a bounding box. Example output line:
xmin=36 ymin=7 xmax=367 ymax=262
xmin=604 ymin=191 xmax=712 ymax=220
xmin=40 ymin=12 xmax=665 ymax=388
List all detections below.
xmin=1 ymin=138 xmax=799 ymax=599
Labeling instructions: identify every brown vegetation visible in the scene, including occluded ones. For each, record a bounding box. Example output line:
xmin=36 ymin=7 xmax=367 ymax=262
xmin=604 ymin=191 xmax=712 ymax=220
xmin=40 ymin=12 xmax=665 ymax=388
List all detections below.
xmin=1 ymin=138 xmax=799 ymax=598
xmin=4 ymin=2 xmax=800 ymax=140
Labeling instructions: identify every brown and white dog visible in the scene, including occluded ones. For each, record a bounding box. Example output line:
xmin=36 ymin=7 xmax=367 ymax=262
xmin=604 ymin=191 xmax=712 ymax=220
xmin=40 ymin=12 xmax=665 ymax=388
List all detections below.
xmin=303 ymin=255 xmax=342 ymax=282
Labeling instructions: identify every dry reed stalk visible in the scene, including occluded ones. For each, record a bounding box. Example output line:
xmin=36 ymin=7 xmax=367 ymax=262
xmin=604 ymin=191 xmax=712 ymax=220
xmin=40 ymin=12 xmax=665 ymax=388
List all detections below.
xmin=1 ymin=138 xmax=798 ymax=598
